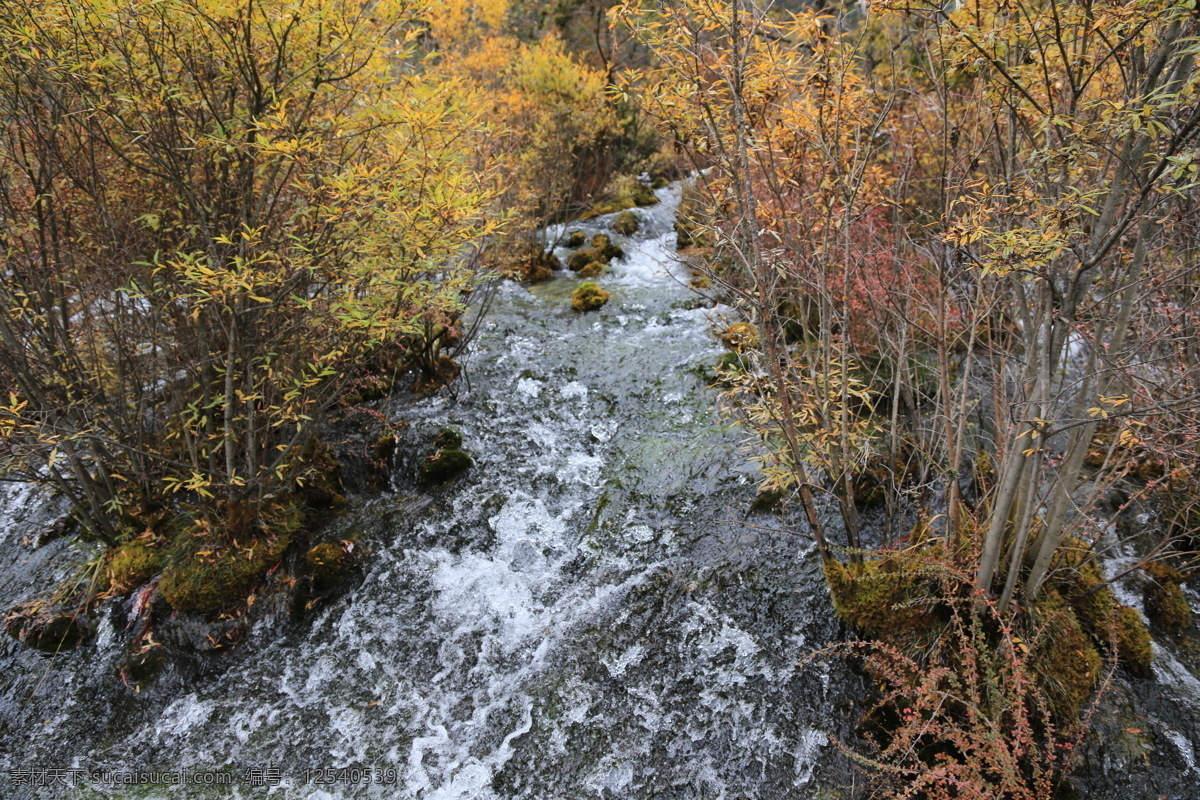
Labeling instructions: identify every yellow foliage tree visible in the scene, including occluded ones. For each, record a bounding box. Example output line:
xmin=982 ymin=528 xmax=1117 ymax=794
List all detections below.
xmin=0 ymin=0 xmax=501 ymax=541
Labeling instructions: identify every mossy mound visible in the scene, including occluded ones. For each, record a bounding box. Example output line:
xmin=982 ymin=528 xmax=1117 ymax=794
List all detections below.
xmin=421 ymin=448 xmax=473 ymax=483
xmin=1028 ymin=589 xmax=1104 ymax=719
xmin=1143 ymin=561 xmax=1192 ymax=633
xmin=306 ymin=542 xmax=354 ymax=591
xmin=565 ymin=230 xmax=587 ymax=248
xmin=719 ymin=321 xmax=760 ymax=352
xmin=1055 ymin=540 xmax=1154 ymax=675
xmin=1113 ymin=605 xmax=1153 ymax=674
xmin=824 ymin=554 xmax=942 ymax=643
xmin=159 ymin=505 xmax=301 ymax=613
xmin=5 ymin=610 xmax=88 ymax=654
xmin=613 ymin=210 xmax=640 ymax=236
xmin=567 ymin=249 xmax=601 ymax=272
xmin=571 ymin=282 xmax=610 ymax=312
xmin=504 ymin=250 xmax=560 ymax=284
xmin=590 ymin=234 xmax=625 ymax=262
xmin=434 ymin=428 xmax=462 ymax=450
xmin=824 ymin=544 xmax=1137 ymax=723
xmin=776 ymin=298 xmax=811 ymax=344
xmin=673 ymin=211 xmax=713 ymax=251
xmin=524 ymin=260 xmax=555 ymax=284
xmin=710 ymin=352 xmax=750 ymax=386
xmin=582 ymin=177 xmax=659 ymax=218
xmin=689 ymin=275 xmax=711 ymax=290
xmin=567 ymin=238 xmax=623 ymax=272
xmin=631 ymin=184 xmax=659 ymax=206
xmin=749 ymin=489 xmax=784 ymax=513
xmin=578 ymin=261 xmax=606 ymax=278
xmin=120 ymin=646 xmax=166 ymax=685
xmin=413 ymin=355 xmax=460 ymax=395
xmin=107 ymin=542 xmax=162 ymax=594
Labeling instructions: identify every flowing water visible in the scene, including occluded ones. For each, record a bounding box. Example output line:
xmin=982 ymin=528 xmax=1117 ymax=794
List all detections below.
xmin=1 ymin=186 xmax=1198 ymax=799
xmin=0 ymin=186 xmax=859 ymax=798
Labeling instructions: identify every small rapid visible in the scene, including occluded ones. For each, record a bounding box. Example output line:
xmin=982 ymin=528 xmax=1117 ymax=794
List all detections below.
xmin=0 ymin=185 xmax=858 ymax=798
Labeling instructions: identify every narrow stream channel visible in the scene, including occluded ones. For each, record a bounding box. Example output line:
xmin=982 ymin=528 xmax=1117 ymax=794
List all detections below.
xmin=2 ymin=184 xmax=1199 ymax=799
xmin=0 ymin=185 xmax=858 ymax=798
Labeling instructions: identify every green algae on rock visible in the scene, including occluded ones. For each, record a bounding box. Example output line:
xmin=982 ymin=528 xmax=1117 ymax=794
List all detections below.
xmin=571 ymin=282 xmax=610 ymax=312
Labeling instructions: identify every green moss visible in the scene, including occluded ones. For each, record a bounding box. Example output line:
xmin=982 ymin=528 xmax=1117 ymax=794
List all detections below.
xmin=578 ymin=261 xmax=606 ymax=278
xmin=1056 ymin=540 xmax=1155 ymax=675
xmin=1114 ymin=605 xmax=1153 ymax=675
xmin=413 ymin=355 xmax=460 ymax=395
xmin=107 ymin=542 xmax=162 ymax=593
xmin=524 ymin=261 xmax=554 ymax=283
xmin=159 ymin=505 xmax=300 ymax=613
xmin=565 ymin=230 xmax=587 ymax=248
xmin=1143 ymin=561 xmax=1192 ymax=633
xmin=709 ymin=352 xmax=749 ymax=386
xmin=1028 ymin=589 xmax=1103 ymax=720
xmin=306 ymin=541 xmax=353 ymax=591
xmin=6 ymin=612 xmax=87 ymax=654
xmin=631 ymin=183 xmax=658 ymax=206
xmin=613 ymin=210 xmax=639 ymax=236
xmin=571 ymin=282 xmax=610 ymax=312
xmin=511 ymin=250 xmax=559 ymax=283
xmin=120 ymin=647 xmax=166 ymax=685
xmin=582 ymin=177 xmax=659 ymax=218
xmin=434 ymin=428 xmax=462 ymax=450
xmin=420 ymin=448 xmax=473 ymax=483
xmin=776 ymin=298 xmax=811 ymax=344
xmin=590 ymin=234 xmax=625 ymax=261
xmin=823 ymin=555 xmax=940 ymax=641
xmin=567 ymin=249 xmax=599 ymax=271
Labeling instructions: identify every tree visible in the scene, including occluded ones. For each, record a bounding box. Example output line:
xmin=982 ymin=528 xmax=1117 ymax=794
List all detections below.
xmin=423 ymin=0 xmax=620 ymax=271
xmin=0 ymin=0 xmax=500 ymax=542
xmin=615 ymin=0 xmax=1200 ymax=792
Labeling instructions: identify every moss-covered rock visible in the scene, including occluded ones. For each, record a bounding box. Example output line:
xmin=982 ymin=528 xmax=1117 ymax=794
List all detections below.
xmin=1143 ymin=561 xmax=1192 ymax=633
xmin=159 ymin=505 xmax=300 ymax=613
xmin=107 ymin=542 xmax=162 ymax=594
xmin=420 ymin=448 xmax=473 ymax=483
xmin=776 ymin=298 xmax=811 ymax=344
xmin=571 ymin=282 xmax=610 ymax=312
xmin=434 ymin=428 xmax=463 ymax=450
xmin=578 ymin=261 xmax=606 ymax=278
xmin=120 ymin=646 xmax=166 ymax=685
xmin=567 ymin=249 xmax=599 ymax=272
xmin=306 ymin=541 xmax=354 ymax=591
xmin=413 ymin=355 xmax=460 ymax=395
xmin=749 ymin=489 xmax=784 ymax=513
xmin=1055 ymin=540 xmax=1154 ymax=675
xmin=1028 ymin=589 xmax=1104 ymax=719
xmin=824 ymin=554 xmax=941 ymax=642
xmin=710 ymin=352 xmax=750 ymax=385
xmin=565 ymin=230 xmax=587 ymax=248
xmin=613 ymin=210 xmax=640 ymax=236
xmin=590 ymin=234 xmax=625 ymax=262
xmin=1113 ymin=605 xmax=1153 ymax=675
xmin=524 ymin=259 xmax=555 ymax=284
xmin=5 ymin=607 xmax=88 ymax=654
xmin=582 ymin=177 xmax=660 ymax=218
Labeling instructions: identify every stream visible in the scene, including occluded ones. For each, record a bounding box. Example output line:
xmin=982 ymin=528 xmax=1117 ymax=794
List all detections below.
xmin=1 ymin=185 xmax=1198 ymax=798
